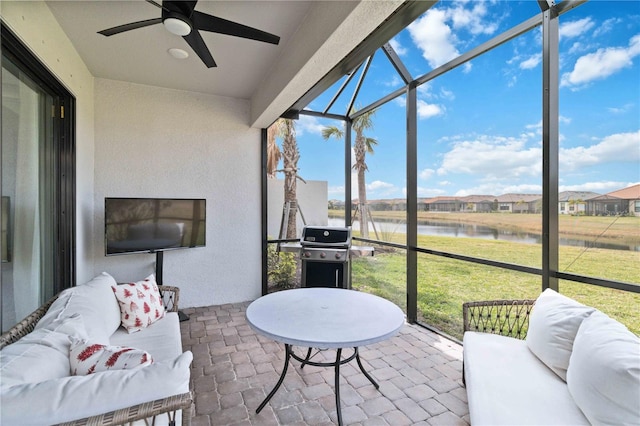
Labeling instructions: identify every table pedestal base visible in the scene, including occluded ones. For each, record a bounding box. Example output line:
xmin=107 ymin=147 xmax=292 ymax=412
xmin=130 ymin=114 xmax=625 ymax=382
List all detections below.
xmin=256 ymin=344 xmax=379 ymax=425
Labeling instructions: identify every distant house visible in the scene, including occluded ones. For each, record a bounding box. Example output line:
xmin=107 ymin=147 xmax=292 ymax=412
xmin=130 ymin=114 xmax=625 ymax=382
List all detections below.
xmin=459 ymin=195 xmax=495 ymax=212
xmin=558 ymin=191 xmax=600 ymax=215
xmin=587 ymin=184 xmax=640 ymax=216
xmin=494 ymin=194 xmax=542 ymax=213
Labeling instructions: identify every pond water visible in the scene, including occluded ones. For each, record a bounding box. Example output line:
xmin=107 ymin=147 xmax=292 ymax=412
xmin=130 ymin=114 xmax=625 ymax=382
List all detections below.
xmin=328 ymin=218 xmax=639 ymax=252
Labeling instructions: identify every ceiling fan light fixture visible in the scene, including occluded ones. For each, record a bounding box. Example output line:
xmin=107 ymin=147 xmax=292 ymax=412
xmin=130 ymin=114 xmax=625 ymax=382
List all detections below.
xmin=163 ymin=16 xmax=192 ymax=36
xmin=168 ymin=48 xmax=189 ymax=59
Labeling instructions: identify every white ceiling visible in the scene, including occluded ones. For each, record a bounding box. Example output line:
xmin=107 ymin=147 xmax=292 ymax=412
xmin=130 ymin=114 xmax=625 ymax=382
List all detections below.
xmin=43 ymin=0 xmax=414 ymax=127
xmin=45 ymin=0 xmax=314 ymax=100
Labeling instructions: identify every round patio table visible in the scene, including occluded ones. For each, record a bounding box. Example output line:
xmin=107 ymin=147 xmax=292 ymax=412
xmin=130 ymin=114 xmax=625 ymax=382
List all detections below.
xmin=246 ymin=287 xmax=405 ymax=425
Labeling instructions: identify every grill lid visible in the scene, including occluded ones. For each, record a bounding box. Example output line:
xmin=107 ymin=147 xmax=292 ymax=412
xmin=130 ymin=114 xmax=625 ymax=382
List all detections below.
xmin=301 ymin=226 xmax=352 ymax=247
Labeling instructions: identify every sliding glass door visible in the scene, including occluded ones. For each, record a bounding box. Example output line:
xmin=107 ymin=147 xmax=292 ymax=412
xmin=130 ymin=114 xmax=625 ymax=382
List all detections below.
xmin=1 ymin=26 xmax=75 ymax=332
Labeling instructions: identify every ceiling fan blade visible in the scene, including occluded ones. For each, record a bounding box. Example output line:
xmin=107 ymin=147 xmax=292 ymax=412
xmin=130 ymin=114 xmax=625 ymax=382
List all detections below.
xmin=98 ymin=18 xmax=163 ymax=36
xmin=183 ymin=31 xmax=217 ymax=68
xmin=191 ymin=11 xmax=280 ymax=45
xmin=145 ymin=0 xmax=169 ymax=12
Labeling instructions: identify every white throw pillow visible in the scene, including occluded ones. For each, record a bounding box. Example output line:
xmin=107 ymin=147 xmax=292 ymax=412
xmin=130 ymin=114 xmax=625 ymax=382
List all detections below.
xmin=112 ymin=274 xmax=165 ymax=333
xmin=567 ymin=311 xmax=640 ymax=425
xmin=526 ymin=288 xmax=595 ymax=381
xmin=35 ymin=272 xmax=121 ymax=343
xmin=70 ymin=339 xmax=153 ymax=375
xmin=0 ymin=314 xmax=86 ymax=389
xmin=1 ymin=351 xmax=193 ymax=426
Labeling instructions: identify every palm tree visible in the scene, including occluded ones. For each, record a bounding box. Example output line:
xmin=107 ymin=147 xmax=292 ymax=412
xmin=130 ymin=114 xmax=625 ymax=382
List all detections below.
xmin=268 ymin=118 xmax=301 ymax=239
xmin=322 ymin=108 xmax=378 ymax=238
xmin=266 ymin=125 xmax=281 ymax=178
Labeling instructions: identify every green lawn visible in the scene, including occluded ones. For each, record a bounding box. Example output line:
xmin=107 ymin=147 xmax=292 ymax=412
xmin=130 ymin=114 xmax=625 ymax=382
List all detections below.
xmin=351 ymin=235 xmax=640 ymax=340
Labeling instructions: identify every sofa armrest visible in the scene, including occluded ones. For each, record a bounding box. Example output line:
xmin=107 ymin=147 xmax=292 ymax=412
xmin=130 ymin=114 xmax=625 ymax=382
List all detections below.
xmin=463 ymin=299 xmax=536 ymax=340
xmin=56 ymin=391 xmax=192 ymax=426
xmin=158 ymin=285 xmax=180 ymax=313
xmin=0 ymin=294 xmax=60 ymax=349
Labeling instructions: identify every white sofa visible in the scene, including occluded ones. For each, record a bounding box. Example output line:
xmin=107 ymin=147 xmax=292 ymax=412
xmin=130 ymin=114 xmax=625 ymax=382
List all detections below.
xmin=0 ymin=272 xmax=193 ymax=426
xmin=463 ymin=289 xmax=640 ymax=425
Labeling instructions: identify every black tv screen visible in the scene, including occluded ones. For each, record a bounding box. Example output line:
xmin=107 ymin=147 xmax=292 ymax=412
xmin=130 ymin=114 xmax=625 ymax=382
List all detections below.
xmin=105 ymin=198 xmax=206 ymax=256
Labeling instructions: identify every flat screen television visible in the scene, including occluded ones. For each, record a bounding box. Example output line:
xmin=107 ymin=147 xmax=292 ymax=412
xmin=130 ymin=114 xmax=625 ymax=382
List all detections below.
xmin=105 ymin=198 xmax=206 ymax=256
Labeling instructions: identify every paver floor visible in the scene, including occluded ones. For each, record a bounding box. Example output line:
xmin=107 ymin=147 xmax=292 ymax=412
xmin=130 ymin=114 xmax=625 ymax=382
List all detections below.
xmin=180 ymin=302 xmax=470 ymax=425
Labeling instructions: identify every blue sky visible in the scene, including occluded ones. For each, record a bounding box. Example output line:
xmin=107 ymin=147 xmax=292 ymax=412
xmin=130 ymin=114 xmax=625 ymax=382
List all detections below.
xmin=278 ymin=0 xmax=640 ymax=201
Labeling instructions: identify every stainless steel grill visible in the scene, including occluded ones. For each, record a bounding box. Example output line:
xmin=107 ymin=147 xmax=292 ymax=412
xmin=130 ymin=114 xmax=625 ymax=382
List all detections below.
xmin=300 ymin=226 xmax=352 ymax=289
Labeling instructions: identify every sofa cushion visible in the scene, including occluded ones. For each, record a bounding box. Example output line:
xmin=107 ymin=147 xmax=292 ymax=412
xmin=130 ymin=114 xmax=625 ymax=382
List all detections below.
xmin=526 ymin=288 xmax=595 ymax=381
xmin=0 ymin=351 xmax=193 ymax=426
xmin=463 ymin=331 xmax=589 ymax=425
xmin=111 ymin=312 xmax=182 ymax=363
xmin=0 ymin=314 xmax=86 ymax=389
xmin=112 ymin=275 xmax=165 ymax=333
xmin=567 ymin=311 xmax=640 ymax=425
xmin=35 ymin=272 xmax=121 ymax=344
xmin=70 ymin=339 xmax=153 ymax=375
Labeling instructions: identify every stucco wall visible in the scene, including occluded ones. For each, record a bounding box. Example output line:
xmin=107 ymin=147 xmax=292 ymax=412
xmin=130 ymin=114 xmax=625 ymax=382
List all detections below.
xmin=93 ymin=79 xmax=262 ymax=307
xmin=1 ymin=1 xmax=95 ymax=285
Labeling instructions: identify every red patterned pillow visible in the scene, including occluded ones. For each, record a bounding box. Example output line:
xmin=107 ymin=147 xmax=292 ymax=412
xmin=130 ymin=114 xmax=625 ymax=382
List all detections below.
xmin=111 ymin=274 xmax=165 ymax=333
xmin=70 ymin=339 xmax=153 ymax=375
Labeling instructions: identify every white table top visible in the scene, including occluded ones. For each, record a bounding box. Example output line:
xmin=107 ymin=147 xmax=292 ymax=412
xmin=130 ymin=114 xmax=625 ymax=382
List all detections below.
xmin=246 ymin=288 xmax=405 ymax=348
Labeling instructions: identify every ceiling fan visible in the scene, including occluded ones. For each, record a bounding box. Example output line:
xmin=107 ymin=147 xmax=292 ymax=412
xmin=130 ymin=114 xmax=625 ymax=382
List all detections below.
xmin=97 ymin=0 xmax=280 ymax=68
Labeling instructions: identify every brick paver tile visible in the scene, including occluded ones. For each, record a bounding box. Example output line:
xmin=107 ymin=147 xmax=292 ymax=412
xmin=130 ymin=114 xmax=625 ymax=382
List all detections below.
xmin=419 ymin=397 xmax=448 ymax=416
xmin=301 ymin=382 xmax=335 ymax=400
xmin=377 ymin=381 xmax=407 ymax=401
xmin=210 ymin=405 xmax=248 ymax=425
xmin=393 ymin=397 xmax=429 ymax=422
xmin=274 ymin=406 xmax=303 ymax=424
xmin=435 ymin=392 xmax=470 ymax=417
xmin=428 ymin=376 xmax=459 ymax=393
xmin=405 ymin=383 xmax=437 ymax=402
xmin=340 ymin=405 xmax=368 ymax=424
xmin=235 ymin=363 xmax=257 ymax=379
xmin=426 ymin=411 xmax=468 ymax=426
xmin=360 ymin=396 xmax=396 ymax=417
xmin=372 ymin=366 xmax=402 ymax=381
xmin=382 ymin=409 xmax=414 ymax=426
xmin=220 ymin=392 xmax=243 ymax=409
xmin=194 ymin=390 xmax=219 ymax=415
xmin=362 ymin=416 xmax=390 ymax=425
xmin=298 ymin=400 xmax=331 ymax=424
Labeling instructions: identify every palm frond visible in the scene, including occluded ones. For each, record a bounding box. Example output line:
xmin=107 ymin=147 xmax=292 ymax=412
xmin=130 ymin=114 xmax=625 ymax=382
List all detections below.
xmin=322 ymin=126 xmax=344 ymax=140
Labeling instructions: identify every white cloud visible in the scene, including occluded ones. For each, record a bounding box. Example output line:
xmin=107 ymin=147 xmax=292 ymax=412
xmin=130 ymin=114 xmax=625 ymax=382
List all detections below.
xmin=607 ymin=103 xmax=634 ymax=114
xmin=328 ymin=185 xmax=344 ymax=196
xmin=593 ymin=17 xmax=621 ymax=38
xmin=367 ymin=180 xmax=398 ymax=197
xmin=520 ymin=53 xmax=541 ymax=70
xmin=367 ymin=180 xmax=395 ymax=191
xmin=559 ymin=181 xmax=634 ymax=193
xmin=296 ymin=115 xmax=325 ymax=136
xmin=417 ymin=99 xmax=444 ymax=119
xmin=440 ymin=88 xmax=455 ymax=101
xmin=449 ymin=1 xmax=498 ymax=35
xmin=389 ymin=38 xmax=407 ymax=56
xmin=419 ymin=168 xmax=435 ymax=180
xmin=561 ymin=34 xmax=640 ymax=88
xmin=454 ymin=183 xmax=542 ymax=197
xmin=437 ymin=135 xmax=541 ymax=179
xmin=560 ymin=18 xmax=595 ymax=39
xmin=382 ymin=75 xmax=403 ymax=88
xmin=414 ymin=187 xmax=447 ymax=197
xmin=560 ymin=131 xmax=640 ymax=170
xmin=408 ymin=9 xmax=460 ymax=69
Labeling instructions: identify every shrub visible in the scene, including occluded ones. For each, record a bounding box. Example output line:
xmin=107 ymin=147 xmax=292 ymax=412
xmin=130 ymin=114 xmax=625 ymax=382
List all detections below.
xmin=267 ymin=244 xmax=297 ymax=289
